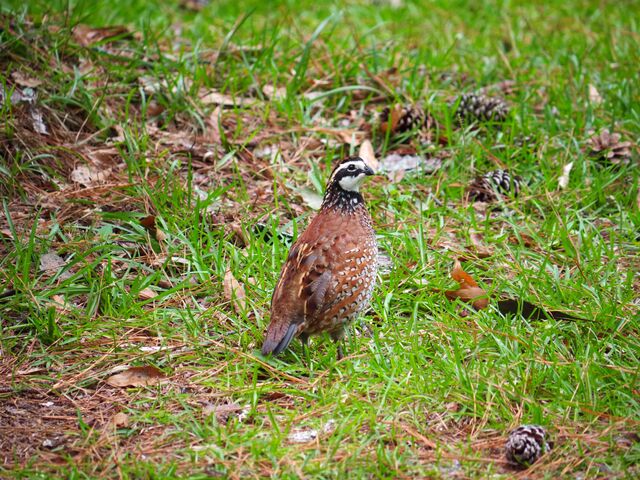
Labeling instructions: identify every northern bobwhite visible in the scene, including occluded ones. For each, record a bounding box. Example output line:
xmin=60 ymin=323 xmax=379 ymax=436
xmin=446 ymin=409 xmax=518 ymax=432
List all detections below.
xmin=261 ymin=157 xmax=378 ymax=359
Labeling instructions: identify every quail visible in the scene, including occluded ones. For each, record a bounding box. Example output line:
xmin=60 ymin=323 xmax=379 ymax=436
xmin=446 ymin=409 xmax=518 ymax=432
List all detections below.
xmin=261 ymin=157 xmax=378 ymax=359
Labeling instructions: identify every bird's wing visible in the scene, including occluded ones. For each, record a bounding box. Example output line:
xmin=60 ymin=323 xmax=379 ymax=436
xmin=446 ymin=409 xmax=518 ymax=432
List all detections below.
xmin=262 ymin=229 xmax=335 ymax=355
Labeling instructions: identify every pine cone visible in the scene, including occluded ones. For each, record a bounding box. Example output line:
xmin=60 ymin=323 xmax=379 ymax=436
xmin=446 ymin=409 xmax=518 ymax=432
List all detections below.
xmin=454 ymin=93 xmax=509 ymax=123
xmin=466 ymin=169 xmax=522 ymax=203
xmin=379 ymin=104 xmax=429 ymax=135
xmin=586 ymin=129 xmax=634 ymax=166
xmin=505 ymin=425 xmax=550 ymax=467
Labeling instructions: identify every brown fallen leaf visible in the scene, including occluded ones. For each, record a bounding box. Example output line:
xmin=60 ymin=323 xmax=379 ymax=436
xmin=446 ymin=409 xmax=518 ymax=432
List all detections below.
xmin=138 ymin=287 xmax=157 ymax=300
xmin=70 ymin=164 xmax=111 ymax=186
xmin=358 ymin=139 xmax=379 ymax=172
xmin=335 ymin=129 xmax=368 ymax=146
xmin=224 ymin=270 xmax=246 ymax=313
xmin=111 ymin=412 xmax=129 ymax=427
xmin=49 ymin=294 xmax=70 ymax=314
xmin=140 ymin=215 xmax=156 ymax=231
xmin=203 ymin=402 xmax=246 ymax=423
xmin=379 ymin=153 xmax=441 ymax=182
xmin=105 ymin=366 xmax=166 ymax=387
xmin=139 ymin=215 xmax=166 ymax=242
xmin=445 ymin=260 xmax=489 ymax=310
xmin=262 ymin=84 xmax=287 ymax=101
xmin=466 ymin=232 xmax=494 ymax=258
xmin=200 ymin=90 xmax=254 ymax=108
xmin=11 ymin=71 xmax=43 ymax=88
xmin=509 ymin=233 xmax=537 ymax=249
xmin=40 ymin=252 xmax=66 ymax=272
xmin=72 ymin=25 xmax=130 ymax=47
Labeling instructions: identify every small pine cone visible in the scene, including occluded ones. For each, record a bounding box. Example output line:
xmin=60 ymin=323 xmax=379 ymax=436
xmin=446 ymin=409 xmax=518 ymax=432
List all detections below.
xmin=586 ymin=129 xmax=634 ymax=166
xmin=505 ymin=425 xmax=551 ymax=467
xmin=455 ymin=93 xmax=509 ymax=123
xmin=379 ymin=104 xmax=429 ymax=135
xmin=466 ymin=169 xmax=522 ymax=203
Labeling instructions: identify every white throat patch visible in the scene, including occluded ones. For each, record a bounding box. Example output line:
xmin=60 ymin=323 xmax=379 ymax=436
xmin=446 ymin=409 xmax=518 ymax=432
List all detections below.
xmin=338 ymin=172 xmax=367 ymax=192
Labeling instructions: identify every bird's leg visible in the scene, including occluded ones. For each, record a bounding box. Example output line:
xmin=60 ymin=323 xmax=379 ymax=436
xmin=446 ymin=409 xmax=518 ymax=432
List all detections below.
xmin=330 ymin=328 xmax=345 ymax=361
xmin=299 ymin=333 xmax=310 ymax=366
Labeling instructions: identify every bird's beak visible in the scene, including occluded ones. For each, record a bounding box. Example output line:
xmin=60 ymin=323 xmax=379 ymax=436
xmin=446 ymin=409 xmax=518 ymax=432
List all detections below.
xmin=364 ymin=164 xmax=375 ymax=176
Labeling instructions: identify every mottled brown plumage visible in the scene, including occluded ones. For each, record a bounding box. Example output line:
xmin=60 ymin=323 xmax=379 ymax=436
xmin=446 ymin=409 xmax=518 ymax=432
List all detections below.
xmin=262 ymin=157 xmax=378 ymax=359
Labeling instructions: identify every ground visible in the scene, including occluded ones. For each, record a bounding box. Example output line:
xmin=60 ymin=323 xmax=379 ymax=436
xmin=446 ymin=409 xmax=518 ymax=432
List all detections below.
xmin=0 ymin=0 xmax=639 ymax=478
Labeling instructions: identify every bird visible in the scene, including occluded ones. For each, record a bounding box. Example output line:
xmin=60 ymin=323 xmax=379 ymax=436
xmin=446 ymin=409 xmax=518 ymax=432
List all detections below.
xmin=261 ymin=156 xmax=378 ymax=360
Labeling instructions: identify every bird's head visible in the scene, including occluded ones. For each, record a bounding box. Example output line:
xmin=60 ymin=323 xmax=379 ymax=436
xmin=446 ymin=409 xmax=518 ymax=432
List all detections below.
xmin=322 ymin=157 xmax=375 ymax=211
xmin=327 ymin=157 xmax=375 ymax=193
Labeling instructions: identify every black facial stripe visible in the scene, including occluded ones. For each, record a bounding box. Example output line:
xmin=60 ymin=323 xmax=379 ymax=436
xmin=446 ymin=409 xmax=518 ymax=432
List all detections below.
xmin=331 ymin=162 xmax=367 ymax=182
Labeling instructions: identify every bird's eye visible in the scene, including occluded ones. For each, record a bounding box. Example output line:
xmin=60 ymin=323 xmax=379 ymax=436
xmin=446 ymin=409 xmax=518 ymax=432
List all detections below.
xmin=347 ymin=164 xmax=357 ymax=171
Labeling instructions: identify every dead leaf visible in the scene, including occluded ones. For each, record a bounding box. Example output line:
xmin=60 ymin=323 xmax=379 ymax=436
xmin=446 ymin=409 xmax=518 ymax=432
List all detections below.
xmin=262 ymin=84 xmax=287 ymax=101
xmin=40 ymin=252 xmax=66 ymax=272
xmin=335 ymin=129 xmax=367 ymax=146
xmin=466 ymin=232 xmax=494 ymax=258
xmin=200 ymin=90 xmax=254 ymax=108
xmin=49 ymin=294 xmax=70 ymax=314
xmin=224 ymin=270 xmax=246 ymax=313
xmin=70 ymin=165 xmax=111 ymax=186
xmin=379 ymin=153 xmax=441 ymax=181
xmin=105 ymin=366 xmax=166 ymax=387
xmin=140 ymin=215 xmax=157 ymax=231
xmin=138 ymin=287 xmax=157 ymax=300
xmin=73 ymin=25 xmax=130 ymax=46
xmin=558 ymin=162 xmax=573 ymax=189
xmin=111 ymin=412 xmax=129 ymax=427
xmin=287 ymin=420 xmax=336 ymax=444
xmin=509 ymin=233 xmax=537 ymax=248
xmin=588 ymin=84 xmax=602 ymax=105
xmin=30 ymin=107 xmax=48 ymax=135
xmin=229 ymin=222 xmax=249 ymax=246
xmin=11 ymin=71 xmax=43 ymax=88
xmin=358 ymin=139 xmax=379 ymax=172
xmin=445 ymin=260 xmax=489 ymax=310
xmin=203 ymin=402 xmax=246 ymax=423
xmin=139 ymin=215 xmax=166 ymax=242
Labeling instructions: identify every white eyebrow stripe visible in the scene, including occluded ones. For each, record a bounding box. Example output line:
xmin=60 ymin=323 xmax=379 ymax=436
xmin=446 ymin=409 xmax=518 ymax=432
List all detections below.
xmin=331 ymin=159 xmax=366 ymax=178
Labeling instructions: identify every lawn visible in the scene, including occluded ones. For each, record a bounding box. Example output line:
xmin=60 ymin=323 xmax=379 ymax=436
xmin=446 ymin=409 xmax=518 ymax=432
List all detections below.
xmin=0 ymin=0 xmax=639 ymax=478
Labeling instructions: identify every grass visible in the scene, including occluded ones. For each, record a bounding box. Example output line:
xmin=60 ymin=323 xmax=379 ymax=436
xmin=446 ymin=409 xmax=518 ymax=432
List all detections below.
xmin=1 ymin=0 xmax=639 ymax=478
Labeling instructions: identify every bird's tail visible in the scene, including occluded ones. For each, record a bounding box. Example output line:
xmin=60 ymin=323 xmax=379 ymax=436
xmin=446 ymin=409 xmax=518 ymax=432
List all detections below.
xmin=261 ymin=321 xmax=298 ymax=356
